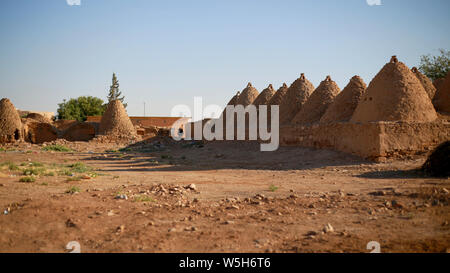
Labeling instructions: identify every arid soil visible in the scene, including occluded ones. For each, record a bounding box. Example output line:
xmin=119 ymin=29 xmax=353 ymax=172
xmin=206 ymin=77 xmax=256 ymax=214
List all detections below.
xmin=0 ymin=139 xmax=449 ymax=253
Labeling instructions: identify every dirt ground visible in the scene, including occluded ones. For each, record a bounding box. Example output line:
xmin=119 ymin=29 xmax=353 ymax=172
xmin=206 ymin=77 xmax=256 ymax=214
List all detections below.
xmin=0 ymin=139 xmax=449 ymax=253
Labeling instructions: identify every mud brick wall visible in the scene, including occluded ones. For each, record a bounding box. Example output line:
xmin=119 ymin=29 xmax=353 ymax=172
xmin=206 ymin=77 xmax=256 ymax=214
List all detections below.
xmin=281 ymin=121 xmax=450 ymax=160
xmin=378 ymin=121 xmax=450 ymax=158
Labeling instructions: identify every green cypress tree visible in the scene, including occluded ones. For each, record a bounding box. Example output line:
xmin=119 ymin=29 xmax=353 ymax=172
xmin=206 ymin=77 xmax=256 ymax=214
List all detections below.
xmin=107 ymin=73 xmax=127 ymax=107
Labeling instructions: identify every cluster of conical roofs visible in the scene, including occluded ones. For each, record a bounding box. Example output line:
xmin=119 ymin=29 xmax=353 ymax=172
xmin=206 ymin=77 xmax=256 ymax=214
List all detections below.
xmin=223 ymin=56 xmax=448 ymax=126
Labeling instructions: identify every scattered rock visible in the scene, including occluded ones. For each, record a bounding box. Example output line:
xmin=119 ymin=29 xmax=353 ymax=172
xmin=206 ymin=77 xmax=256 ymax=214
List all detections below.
xmin=116 ymin=225 xmax=125 ymax=233
xmin=369 ymin=191 xmax=386 ymax=196
xmin=115 ymin=194 xmax=128 ymax=200
xmin=323 ymin=223 xmax=334 ymax=233
xmin=66 ymin=218 xmax=77 ymax=228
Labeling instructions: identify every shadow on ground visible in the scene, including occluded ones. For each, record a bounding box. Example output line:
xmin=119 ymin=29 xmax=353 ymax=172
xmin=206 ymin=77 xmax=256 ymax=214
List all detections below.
xmin=83 ymin=138 xmax=371 ymax=173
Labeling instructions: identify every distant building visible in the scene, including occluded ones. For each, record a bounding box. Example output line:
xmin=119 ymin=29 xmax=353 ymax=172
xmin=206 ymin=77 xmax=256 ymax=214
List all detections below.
xmin=17 ymin=109 xmax=55 ymax=120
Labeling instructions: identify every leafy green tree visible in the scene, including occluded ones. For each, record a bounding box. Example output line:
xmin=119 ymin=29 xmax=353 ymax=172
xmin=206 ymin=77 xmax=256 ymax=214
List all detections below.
xmin=107 ymin=73 xmax=127 ymax=107
xmin=419 ymin=49 xmax=450 ymax=81
xmin=57 ymin=96 xmax=106 ymax=121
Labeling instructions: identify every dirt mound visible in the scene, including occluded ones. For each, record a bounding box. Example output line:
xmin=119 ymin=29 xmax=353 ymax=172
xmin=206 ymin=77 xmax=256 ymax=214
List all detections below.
xmin=99 ymin=100 xmax=137 ymax=137
xmin=351 ymin=56 xmax=438 ymax=123
xmin=292 ymin=76 xmax=341 ymax=125
xmin=24 ymin=122 xmax=58 ymax=144
xmin=62 ymin=122 xmax=96 ymax=142
xmin=252 ymin=84 xmax=275 ymax=106
xmin=320 ymin=76 xmax=366 ymax=124
xmin=422 ymin=141 xmax=450 ymax=177
xmin=432 ymin=71 xmax=450 ymax=113
xmin=236 ymin=83 xmax=259 ymax=106
xmin=0 ymin=98 xmax=23 ymax=143
xmin=411 ymin=67 xmax=436 ymax=99
xmin=25 ymin=113 xmax=52 ymax=124
xmin=279 ymin=74 xmax=315 ymax=125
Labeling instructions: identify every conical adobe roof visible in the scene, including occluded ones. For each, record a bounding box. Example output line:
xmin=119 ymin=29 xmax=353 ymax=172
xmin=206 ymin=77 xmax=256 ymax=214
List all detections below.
xmin=268 ymin=83 xmax=289 ymax=106
xmin=236 ymin=83 xmax=259 ymax=106
xmin=227 ymin=91 xmax=240 ymax=106
xmin=279 ymin=73 xmax=315 ymax=125
xmin=320 ymin=75 xmax=366 ymax=124
xmin=433 ymin=71 xmax=450 ymax=113
xmin=99 ymin=100 xmax=137 ymax=137
xmin=292 ymin=75 xmax=341 ymax=125
xmin=0 ymin=98 xmax=23 ymax=142
xmin=411 ymin=67 xmax=436 ymax=100
xmin=252 ymin=84 xmax=276 ymax=106
xmin=351 ymin=56 xmax=437 ymax=123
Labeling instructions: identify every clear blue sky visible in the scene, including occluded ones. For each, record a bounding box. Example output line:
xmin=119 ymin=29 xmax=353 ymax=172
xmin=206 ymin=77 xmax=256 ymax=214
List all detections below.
xmin=0 ymin=0 xmax=449 ymax=117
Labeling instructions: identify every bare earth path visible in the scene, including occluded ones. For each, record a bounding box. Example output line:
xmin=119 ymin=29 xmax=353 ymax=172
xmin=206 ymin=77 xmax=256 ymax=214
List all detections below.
xmin=0 ymin=140 xmax=448 ymax=253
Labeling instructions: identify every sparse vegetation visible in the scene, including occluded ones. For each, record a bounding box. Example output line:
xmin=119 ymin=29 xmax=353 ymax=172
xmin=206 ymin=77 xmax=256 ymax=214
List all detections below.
xmin=22 ymin=167 xmax=46 ymax=176
xmin=19 ymin=176 xmax=36 ymax=183
xmin=419 ymin=49 xmax=450 ymax=81
xmin=67 ymin=176 xmax=83 ymax=182
xmin=67 ymin=162 xmax=92 ymax=173
xmin=134 ymin=195 xmax=155 ymax=202
xmin=66 ymin=186 xmax=81 ymax=194
xmin=269 ymin=185 xmax=279 ymax=192
xmin=42 ymin=145 xmax=72 ymax=152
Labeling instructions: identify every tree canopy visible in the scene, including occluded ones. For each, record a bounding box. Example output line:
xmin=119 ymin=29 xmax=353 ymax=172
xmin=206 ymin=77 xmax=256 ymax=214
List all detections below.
xmin=57 ymin=96 xmax=106 ymax=121
xmin=419 ymin=49 xmax=450 ymax=81
xmin=107 ymin=73 xmax=127 ymax=108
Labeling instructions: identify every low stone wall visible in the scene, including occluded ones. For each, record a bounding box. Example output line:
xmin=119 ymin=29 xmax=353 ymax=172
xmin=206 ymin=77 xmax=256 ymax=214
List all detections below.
xmin=280 ymin=121 xmax=450 ymax=160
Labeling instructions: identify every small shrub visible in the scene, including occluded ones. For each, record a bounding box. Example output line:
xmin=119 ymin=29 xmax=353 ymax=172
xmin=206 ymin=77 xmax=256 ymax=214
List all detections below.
xmin=42 ymin=145 xmax=72 ymax=152
xmin=20 ymin=176 xmax=36 ymax=183
xmin=66 ymin=186 xmax=81 ymax=194
xmin=67 ymin=176 xmax=83 ymax=182
xmin=22 ymin=167 xmax=46 ymax=176
xmin=67 ymin=162 xmax=92 ymax=173
xmin=269 ymin=185 xmax=279 ymax=192
xmin=134 ymin=195 xmax=155 ymax=202
xmin=8 ymin=162 xmax=20 ymax=171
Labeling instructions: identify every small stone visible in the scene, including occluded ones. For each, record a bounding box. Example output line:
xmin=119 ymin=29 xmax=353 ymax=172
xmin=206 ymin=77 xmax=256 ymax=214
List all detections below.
xmin=323 ymin=223 xmax=334 ymax=233
xmin=224 ymin=220 xmax=235 ymax=225
xmin=305 ymin=231 xmax=317 ymax=236
xmin=369 ymin=191 xmax=385 ymax=196
xmin=168 ymin=228 xmax=177 ymax=232
xmin=186 ymin=184 xmax=197 ymax=191
xmin=66 ymin=218 xmax=76 ymax=228
xmin=117 ymin=225 xmax=125 ymax=233
xmin=115 ymin=194 xmax=128 ymax=200
xmin=391 ymin=200 xmax=403 ymax=208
